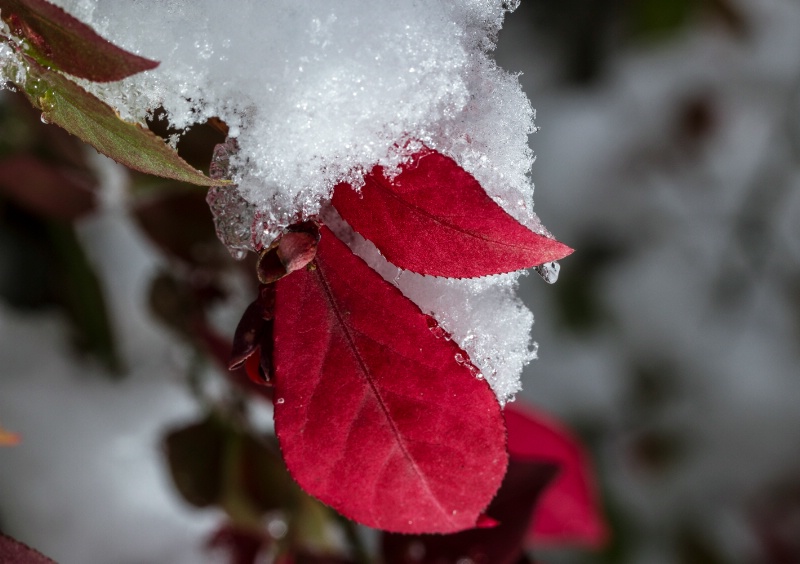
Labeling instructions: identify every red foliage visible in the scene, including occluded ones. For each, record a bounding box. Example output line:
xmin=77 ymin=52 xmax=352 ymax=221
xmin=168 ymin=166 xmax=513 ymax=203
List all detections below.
xmin=382 ymin=460 xmax=557 ymax=564
xmin=380 ymin=402 xmax=610 ymax=562
xmin=272 ymin=226 xmax=507 ymax=533
xmin=505 ymin=404 xmax=609 ymax=548
xmin=219 ymin=148 xmax=599 ymax=542
xmin=332 ymin=149 xmax=573 ymax=278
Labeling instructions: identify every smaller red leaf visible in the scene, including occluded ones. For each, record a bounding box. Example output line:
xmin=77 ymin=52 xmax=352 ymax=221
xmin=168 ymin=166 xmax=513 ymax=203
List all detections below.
xmin=332 ymin=149 xmax=573 ymax=278
xmin=505 ymin=404 xmax=609 ymax=549
xmin=0 ymin=534 xmax=57 ymax=564
xmin=273 ymin=226 xmax=507 ymax=533
xmin=1 ymin=0 xmax=158 ymax=82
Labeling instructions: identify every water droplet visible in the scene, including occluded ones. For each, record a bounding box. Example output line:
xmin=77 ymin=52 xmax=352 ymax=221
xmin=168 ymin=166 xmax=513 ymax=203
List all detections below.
xmin=230 ymin=249 xmax=248 ymax=261
xmin=467 ymin=364 xmax=483 ymax=379
xmin=454 ymin=353 xmax=465 ymax=364
xmin=40 ymin=113 xmax=50 ymax=124
xmin=426 ymin=317 xmax=447 ymax=339
xmin=276 ymin=398 xmax=285 ymax=404
xmin=534 ymin=261 xmax=560 ymax=284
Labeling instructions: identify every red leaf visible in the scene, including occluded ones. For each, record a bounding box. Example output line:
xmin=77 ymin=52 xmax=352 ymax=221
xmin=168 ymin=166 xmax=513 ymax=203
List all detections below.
xmin=331 ymin=149 xmax=573 ymax=278
xmin=382 ymin=460 xmax=557 ymax=564
xmin=0 ymin=534 xmax=57 ymax=564
xmin=272 ymin=226 xmax=507 ymax=533
xmin=1 ymin=0 xmax=158 ymax=82
xmin=505 ymin=404 xmax=609 ymax=548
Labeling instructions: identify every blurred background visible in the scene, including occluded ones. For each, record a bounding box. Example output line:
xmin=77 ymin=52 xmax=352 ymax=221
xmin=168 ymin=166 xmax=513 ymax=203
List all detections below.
xmin=2 ymin=0 xmax=800 ymax=562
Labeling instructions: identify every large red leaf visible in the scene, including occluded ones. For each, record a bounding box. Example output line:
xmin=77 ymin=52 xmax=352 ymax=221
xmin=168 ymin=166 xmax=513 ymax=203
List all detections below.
xmin=272 ymin=226 xmax=507 ymax=533
xmin=505 ymin=404 xmax=609 ymax=548
xmin=0 ymin=0 xmax=158 ymax=82
xmin=331 ymin=149 xmax=573 ymax=278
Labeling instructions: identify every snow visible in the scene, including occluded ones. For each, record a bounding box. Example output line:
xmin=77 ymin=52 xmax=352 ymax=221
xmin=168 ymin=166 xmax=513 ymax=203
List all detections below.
xmin=3 ymin=0 xmax=544 ymax=404
xmin=47 ymin=0 xmax=538 ymax=236
xmin=499 ymin=0 xmax=800 ymax=560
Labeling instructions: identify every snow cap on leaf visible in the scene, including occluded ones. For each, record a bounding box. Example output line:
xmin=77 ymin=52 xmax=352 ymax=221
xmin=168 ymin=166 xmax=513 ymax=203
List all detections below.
xmin=332 ymin=149 xmax=573 ymax=278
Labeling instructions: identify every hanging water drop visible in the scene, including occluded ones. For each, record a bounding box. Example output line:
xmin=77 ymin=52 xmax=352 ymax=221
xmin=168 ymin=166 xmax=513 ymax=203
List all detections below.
xmin=534 ymin=261 xmax=560 ymax=284
xmin=40 ymin=113 xmax=50 ymax=124
xmin=276 ymin=397 xmax=285 ymax=404
xmin=454 ymin=353 xmax=465 ymax=364
xmin=230 ymin=249 xmax=248 ymax=260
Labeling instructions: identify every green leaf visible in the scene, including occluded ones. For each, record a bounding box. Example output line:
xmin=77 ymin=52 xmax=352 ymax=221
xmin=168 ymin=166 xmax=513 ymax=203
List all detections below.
xmin=18 ymin=56 xmax=228 ymax=187
xmin=0 ymin=0 xmax=158 ymax=82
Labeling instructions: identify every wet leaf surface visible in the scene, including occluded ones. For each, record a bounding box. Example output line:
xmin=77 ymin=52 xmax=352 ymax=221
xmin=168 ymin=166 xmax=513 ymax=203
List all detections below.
xmin=273 ymin=226 xmax=507 ymax=533
xmin=332 ymin=149 xmax=572 ymax=278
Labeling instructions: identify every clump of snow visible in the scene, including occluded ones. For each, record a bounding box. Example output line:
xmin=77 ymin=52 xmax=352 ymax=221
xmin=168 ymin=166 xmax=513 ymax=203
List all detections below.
xmin=42 ymin=0 xmax=538 ymax=236
xmin=5 ymin=0 xmax=547 ymax=402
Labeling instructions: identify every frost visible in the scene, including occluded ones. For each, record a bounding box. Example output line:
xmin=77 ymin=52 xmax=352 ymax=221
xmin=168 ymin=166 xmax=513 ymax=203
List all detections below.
xmin=31 ymin=0 xmax=545 ymax=401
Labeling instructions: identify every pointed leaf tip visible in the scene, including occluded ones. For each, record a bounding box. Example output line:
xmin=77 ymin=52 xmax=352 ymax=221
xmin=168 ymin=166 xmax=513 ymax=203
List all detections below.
xmin=332 ymin=149 xmax=573 ymax=278
xmin=1 ymin=0 xmax=158 ymax=82
xmin=273 ymin=226 xmax=507 ymax=533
